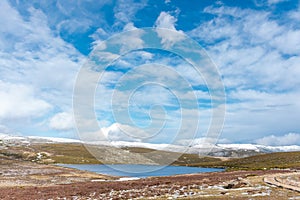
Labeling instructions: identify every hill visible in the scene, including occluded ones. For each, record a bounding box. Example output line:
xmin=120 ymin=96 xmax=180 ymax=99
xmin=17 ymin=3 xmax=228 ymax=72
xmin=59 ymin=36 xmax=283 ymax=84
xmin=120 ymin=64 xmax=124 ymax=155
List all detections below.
xmin=2 ymin=140 xmax=300 ymax=170
xmin=192 ymin=151 xmax=300 ymax=170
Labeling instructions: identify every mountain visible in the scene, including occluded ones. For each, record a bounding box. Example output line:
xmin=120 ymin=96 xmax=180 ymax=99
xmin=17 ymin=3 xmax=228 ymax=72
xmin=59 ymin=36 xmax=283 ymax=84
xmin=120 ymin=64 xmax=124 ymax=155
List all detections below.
xmin=106 ymin=141 xmax=300 ymax=158
xmin=1 ymin=133 xmax=300 ymax=158
xmin=0 ymin=133 xmax=81 ymax=144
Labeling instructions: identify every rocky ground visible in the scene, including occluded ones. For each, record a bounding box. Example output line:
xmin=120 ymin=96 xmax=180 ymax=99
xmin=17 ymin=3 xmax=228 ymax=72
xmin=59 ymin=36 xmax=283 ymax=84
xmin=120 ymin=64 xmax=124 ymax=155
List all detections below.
xmin=0 ymin=156 xmax=115 ymax=188
xmin=1 ymin=140 xmax=300 ymax=199
xmin=1 ymin=157 xmax=300 ymax=200
xmin=264 ymin=172 xmax=300 ymax=193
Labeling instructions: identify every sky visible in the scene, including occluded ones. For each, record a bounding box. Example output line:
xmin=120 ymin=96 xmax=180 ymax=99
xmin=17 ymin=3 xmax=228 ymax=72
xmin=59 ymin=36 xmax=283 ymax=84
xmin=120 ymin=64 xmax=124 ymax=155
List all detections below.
xmin=0 ymin=0 xmax=300 ymax=146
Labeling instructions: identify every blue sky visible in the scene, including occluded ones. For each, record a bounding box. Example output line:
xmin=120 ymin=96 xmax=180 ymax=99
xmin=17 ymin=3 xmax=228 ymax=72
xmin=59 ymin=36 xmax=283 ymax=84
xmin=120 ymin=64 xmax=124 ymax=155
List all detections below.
xmin=0 ymin=0 xmax=300 ymax=146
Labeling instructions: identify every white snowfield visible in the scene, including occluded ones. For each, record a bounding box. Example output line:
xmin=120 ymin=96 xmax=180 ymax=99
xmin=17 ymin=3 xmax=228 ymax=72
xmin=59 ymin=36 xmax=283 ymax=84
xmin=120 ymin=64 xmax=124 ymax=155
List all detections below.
xmin=1 ymin=133 xmax=300 ymax=156
xmin=0 ymin=133 xmax=82 ymax=144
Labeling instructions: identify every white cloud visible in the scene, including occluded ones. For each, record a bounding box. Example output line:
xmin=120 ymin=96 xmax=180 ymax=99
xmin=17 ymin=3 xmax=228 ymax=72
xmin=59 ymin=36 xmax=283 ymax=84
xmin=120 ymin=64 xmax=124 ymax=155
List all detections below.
xmin=222 ymin=92 xmax=300 ymax=142
xmin=188 ymin=5 xmax=300 ymax=142
xmin=0 ymin=1 xmax=83 ymax=134
xmin=155 ymin=11 xmax=185 ymax=48
xmin=49 ymin=112 xmax=74 ymax=131
xmin=41 ymin=0 xmax=111 ymax=35
xmin=255 ymin=133 xmax=300 ymax=146
xmin=267 ymin=0 xmax=288 ymax=5
xmin=0 ymin=81 xmax=51 ymax=119
xmin=189 ymin=6 xmax=300 ymax=90
xmin=101 ymin=123 xmax=151 ymax=142
xmin=113 ymin=0 xmax=147 ymax=27
xmin=0 ymin=125 xmax=16 ymax=134
xmin=0 ymin=2 xmax=83 ymax=102
xmin=271 ymin=30 xmax=300 ymax=54
xmin=155 ymin=11 xmax=178 ymax=30
xmin=90 ymin=0 xmax=147 ymax=48
xmin=92 ymin=52 xmax=221 ymax=142
xmin=289 ymin=7 xmax=300 ymax=22
xmin=57 ymin=19 xmax=91 ymax=35
xmin=106 ymin=22 xmax=145 ymax=54
xmin=90 ymin=27 xmax=110 ymax=48
xmin=0 ymin=2 xmax=31 ymax=51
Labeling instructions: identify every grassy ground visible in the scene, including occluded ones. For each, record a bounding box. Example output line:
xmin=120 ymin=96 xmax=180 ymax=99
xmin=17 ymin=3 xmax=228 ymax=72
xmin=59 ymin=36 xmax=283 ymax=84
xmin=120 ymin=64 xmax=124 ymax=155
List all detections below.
xmin=0 ymin=143 xmax=102 ymax=164
xmin=122 ymin=146 xmax=222 ymax=166
xmin=191 ymin=151 xmax=300 ymax=170
xmin=32 ymin=143 xmax=103 ymax=164
xmin=0 ymin=143 xmax=222 ymax=165
xmin=1 ymin=143 xmax=300 ymax=171
xmin=2 ymin=143 xmax=300 ymax=199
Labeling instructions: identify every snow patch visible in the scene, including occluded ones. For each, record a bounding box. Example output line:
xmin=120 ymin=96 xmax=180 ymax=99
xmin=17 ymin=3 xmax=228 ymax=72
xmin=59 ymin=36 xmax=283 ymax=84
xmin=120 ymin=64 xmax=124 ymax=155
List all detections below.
xmin=1 ymin=133 xmax=300 ymax=155
xmin=117 ymin=177 xmax=140 ymax=181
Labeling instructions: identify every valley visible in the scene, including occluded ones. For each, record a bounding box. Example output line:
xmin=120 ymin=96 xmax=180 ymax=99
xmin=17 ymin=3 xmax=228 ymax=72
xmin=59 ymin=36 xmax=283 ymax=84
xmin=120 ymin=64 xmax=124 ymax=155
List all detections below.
xmin=1 ymin=134 xmax=300 ymax=199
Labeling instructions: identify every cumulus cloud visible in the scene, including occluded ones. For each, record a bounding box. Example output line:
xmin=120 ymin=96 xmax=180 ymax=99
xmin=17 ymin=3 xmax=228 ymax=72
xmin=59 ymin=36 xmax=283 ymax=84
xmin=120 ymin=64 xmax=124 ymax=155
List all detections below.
xmin=255 ymin=133 xmax=300 ymax=146
xmin=118 ymin=22 xmax=145 ymax=53
xmin=155 ymin=11 xmax=185 ymax=48
xmin=0 ymin=81 xmax=51 ymax=119
xmin=49 ymin=112 xmax=74 ymax=131
xmin=155 ymin=11 xmax=178 ymax=30
xmin=97 ymin=123 xmax=151 ymax=142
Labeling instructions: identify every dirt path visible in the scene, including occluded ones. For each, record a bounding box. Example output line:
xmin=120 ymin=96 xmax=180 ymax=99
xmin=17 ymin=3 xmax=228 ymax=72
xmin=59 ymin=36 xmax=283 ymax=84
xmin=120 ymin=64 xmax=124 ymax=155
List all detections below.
xmin=264 ymin=172 xmax=300 ymax=193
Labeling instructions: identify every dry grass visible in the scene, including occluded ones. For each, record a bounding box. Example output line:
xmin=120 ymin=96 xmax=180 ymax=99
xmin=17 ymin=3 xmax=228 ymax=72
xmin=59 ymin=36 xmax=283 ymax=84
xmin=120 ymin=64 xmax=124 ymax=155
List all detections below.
xmin=192 ymin=151 xmax=300 ymax=170
xmin=2 ymin=143 xmax=300 ymax=171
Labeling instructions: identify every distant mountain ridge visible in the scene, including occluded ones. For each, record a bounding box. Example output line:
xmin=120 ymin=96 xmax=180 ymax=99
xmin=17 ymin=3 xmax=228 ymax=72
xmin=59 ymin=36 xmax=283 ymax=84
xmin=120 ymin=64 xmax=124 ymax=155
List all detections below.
xmin=1 ymin=133 xmax=300 ymax=158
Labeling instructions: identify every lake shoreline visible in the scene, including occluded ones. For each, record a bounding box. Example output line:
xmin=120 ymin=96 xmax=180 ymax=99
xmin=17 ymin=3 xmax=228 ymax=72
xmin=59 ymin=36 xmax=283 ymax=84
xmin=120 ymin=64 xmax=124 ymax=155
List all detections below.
xmin=0 ymin=162 xmax=297 ymax=199
xmin=2 ymin=142 xmax=300 ymax=198
xmin=56 ymin=163 xmax=225 ymax=178
xmin=1 ymin=153 xmax=300 ymax=199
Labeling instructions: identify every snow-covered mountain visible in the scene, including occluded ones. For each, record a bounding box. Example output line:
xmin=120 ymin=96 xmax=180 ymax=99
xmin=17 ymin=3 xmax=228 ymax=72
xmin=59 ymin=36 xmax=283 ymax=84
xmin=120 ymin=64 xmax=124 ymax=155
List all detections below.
xmin=0 ymin=133 xmax=81 ymax=144
xmin=1 ymin=133 xmax=300 ymax=158
xmin=107 ymin=141 xmax=300 ymax=157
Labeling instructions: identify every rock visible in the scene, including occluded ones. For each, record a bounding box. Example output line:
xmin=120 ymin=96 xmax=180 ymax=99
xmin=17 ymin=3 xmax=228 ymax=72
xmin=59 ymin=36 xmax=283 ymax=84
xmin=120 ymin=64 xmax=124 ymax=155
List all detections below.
xmin=223 ymin=178 xmax=250 ymax=189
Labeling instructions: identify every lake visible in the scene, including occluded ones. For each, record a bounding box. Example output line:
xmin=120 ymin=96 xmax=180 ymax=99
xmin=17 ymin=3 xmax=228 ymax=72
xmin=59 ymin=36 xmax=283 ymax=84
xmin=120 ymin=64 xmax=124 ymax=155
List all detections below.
xmin=58 ymin=164 xmax=224 ymax=178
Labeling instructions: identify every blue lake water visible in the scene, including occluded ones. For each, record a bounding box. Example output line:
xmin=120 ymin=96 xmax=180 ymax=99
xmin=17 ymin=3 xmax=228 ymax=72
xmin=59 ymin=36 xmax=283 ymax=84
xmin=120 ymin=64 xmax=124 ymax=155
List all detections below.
xmin=58 ymin=164 xmax=224 ymax=178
